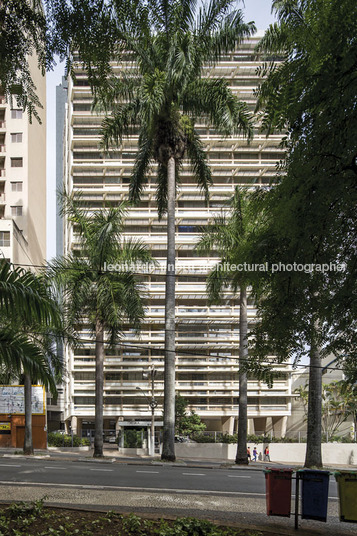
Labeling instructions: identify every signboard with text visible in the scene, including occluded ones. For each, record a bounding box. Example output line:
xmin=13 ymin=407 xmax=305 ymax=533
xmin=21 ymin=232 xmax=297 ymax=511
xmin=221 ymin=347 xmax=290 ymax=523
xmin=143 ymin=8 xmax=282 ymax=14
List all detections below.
xmin=0 ymin=385 xmax=45 ymax=415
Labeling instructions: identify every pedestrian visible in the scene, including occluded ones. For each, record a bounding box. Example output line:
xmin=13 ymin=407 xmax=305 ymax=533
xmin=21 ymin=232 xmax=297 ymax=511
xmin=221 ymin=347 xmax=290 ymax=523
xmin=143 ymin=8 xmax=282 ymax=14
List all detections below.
xmin=264 ymin=446 xmax=270 ymax=462
xmin=252 ymin=446 xmax=258 ymax=462
xmin=247 ymin=447 xmax=251 ymax=462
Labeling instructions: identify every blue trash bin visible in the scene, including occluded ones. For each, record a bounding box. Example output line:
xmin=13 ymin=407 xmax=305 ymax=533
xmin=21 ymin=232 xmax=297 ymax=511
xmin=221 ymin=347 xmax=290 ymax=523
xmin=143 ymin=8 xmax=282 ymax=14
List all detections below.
xmin=300 ymin=469 xmax=330 ymax=522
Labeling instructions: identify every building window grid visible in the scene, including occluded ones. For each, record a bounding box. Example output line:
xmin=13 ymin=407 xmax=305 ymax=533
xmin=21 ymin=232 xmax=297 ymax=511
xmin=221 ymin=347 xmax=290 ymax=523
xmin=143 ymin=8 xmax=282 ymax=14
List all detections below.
xmin=10 ymin=133 xmax=23 ymax=143
xmin=11 ymin=181 xmax=23 ymax=192
xmin=0 ymin=231 xmax=10 ymax=247
xmin=11 ymin=205 xmax=23 ymax=216
xmin=65 ymin=44 xmax=289 ymax=427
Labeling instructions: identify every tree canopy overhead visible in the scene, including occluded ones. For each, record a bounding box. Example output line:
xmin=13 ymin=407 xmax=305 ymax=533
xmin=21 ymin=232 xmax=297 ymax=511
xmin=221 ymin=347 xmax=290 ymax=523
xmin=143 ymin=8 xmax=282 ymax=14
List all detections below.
xmin=0 ymin=0 xmax=52 ymax=119
xmin=250 ymin=0 xmax=357 ymax=374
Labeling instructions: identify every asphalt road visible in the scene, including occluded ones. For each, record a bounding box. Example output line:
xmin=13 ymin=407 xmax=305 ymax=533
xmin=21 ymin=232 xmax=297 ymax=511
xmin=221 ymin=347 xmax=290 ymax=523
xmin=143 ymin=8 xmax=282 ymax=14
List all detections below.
xmin=0 ymin=458 xmax=339 ymax=497
xmin=0 ymin=457 xmax=355 ymax=536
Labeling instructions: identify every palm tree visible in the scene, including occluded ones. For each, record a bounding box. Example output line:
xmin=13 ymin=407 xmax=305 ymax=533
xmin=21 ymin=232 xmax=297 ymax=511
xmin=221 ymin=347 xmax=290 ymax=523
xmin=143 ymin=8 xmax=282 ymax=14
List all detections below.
xmin=0 ymin=260 xmax=65 ymax=454
xmin=198 ymin=188 xmax=258 ymax=464
xmin=85 ymin=0 xmax=255 ymax=461
xmin=49 ymin=194 xmax=152 ymax=457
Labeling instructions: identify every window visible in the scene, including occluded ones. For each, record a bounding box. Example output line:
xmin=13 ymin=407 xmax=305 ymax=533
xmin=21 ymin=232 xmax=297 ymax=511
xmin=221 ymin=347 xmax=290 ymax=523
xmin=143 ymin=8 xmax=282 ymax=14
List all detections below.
xmin=10 ymin=133 xmax=22 ymax=143
xmin=11 ymin=110 xmax=23 ymax=119
xmin=11 ymin=206 xmax=22 ymax=216
xmin=0 ymin=231 xmax=10 ymax=247
xmin=11 ymin=182 xmax=22 ymax=192
xmin=10 ymin=157 xmax=23 ymax=167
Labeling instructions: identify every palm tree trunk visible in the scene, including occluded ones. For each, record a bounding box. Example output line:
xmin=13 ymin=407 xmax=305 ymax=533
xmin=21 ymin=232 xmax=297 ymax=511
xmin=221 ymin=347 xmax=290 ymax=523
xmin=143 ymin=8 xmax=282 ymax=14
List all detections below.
xmin=236 ymin=285 xmax=248 ymax=464
xmin=94 ymin=319 xmax=104 ymax=457
xmin=161 ymin=155 xmax=176 ymax=462
xmin=305 ymin=330 xmax=323 ymax=468
xmin=23 ymin=373 xmax=33 ymax=455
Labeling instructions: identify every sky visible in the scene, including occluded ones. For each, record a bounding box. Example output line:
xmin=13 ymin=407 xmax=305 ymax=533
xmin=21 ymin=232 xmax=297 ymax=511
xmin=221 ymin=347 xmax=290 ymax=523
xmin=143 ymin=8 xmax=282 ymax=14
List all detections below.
xmin=45 ymin=0 xmax=277 ymax=261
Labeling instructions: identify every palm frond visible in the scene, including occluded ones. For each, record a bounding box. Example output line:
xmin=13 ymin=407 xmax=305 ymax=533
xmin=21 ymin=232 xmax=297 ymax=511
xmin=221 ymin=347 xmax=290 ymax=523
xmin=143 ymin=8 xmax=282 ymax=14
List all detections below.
xmin=129 ymin=134 xmax=154 ymax=204
xmin=186 ymin=129 xmax=212 ymax=204
xmin=184 ymin=78 xmax=253 ymax=138
xmin=0 ymin=329 xmax=56 ymax=393
xmin=100 ymin=100 xmax=140 ymax=149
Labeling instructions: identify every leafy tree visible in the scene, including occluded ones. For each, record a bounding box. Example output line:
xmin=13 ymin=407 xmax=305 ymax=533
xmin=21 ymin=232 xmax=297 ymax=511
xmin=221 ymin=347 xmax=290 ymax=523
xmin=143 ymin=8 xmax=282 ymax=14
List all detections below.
xmin=295 ymin=381 xmax=357 ymax=440
xmin=248 ymin=0 xmax=357 ymax=468
xmin=48 ymin=0 xmax=255 ymax=462
xmin=175 ymin=394 xmax=206 ymax=436
xmin=198 ymin=188 xmax=260 ymax=465
xmin=0 ymin=260 xmax=65 ymax=454
xmin=49 ymin=194 xmax=152 ymax=457
xmin=0 ymin=0 xmax=52 ymax=120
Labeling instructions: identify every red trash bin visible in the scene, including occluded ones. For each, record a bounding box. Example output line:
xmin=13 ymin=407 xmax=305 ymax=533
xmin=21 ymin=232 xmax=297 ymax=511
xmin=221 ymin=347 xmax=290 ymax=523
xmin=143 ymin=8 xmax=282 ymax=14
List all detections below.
xmin=265 ymin=468 xmax=294 ymax=517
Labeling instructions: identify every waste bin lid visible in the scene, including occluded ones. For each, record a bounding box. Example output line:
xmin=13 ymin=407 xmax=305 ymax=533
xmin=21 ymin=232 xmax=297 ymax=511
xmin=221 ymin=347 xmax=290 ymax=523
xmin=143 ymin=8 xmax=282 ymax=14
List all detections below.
xmin=334 ymin=470 xmax=357 ymax=478
xmin=269 ymin=467 xmax=294 ymax=473
xmin=299 ymin=469 xmax=330 ymax=476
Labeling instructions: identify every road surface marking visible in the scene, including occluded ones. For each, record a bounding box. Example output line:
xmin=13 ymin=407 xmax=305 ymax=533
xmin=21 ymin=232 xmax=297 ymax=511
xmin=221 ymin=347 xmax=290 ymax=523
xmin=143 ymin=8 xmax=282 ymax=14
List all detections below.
xmin=182 ymin=473 xmax=206 ymax=476
xmin=44 ymin=466 xmax=67 ymax=470
xmin=89 ymin=468 xmax=113 ymax=472
xmin=0 ymin=464 xmax=21 ymax=467
xmin=227 ymin=475 xmax=251 ymax=478
xmin=136 ymin=470 xmax=159 ymax=474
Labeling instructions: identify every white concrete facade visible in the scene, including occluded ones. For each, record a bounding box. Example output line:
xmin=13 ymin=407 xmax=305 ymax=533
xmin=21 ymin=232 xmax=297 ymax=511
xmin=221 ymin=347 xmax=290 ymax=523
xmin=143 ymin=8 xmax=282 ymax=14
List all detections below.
xmin=62 ymin=35 xmax=292 ymax=438
xmin=0 ymin=54 xmax=46 ymax=267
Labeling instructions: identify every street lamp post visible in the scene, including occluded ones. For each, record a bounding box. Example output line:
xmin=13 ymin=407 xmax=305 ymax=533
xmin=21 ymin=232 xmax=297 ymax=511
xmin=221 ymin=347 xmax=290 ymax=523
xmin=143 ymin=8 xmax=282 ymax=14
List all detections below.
xmin=136 ymin=366 xmax=158 ymax=456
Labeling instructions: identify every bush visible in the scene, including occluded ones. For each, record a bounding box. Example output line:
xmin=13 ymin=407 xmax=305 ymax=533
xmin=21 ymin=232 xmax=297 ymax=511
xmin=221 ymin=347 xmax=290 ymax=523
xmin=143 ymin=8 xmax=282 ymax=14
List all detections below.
xmin=219 ymin=433 xmax=237 ymax=444
xmin=190 ymin=432 xmax=216 ymax=443
xmin=123 ymin=429 xmax=143 ymax=448
xmin=47 ymin=432 xmax=90 ymax=447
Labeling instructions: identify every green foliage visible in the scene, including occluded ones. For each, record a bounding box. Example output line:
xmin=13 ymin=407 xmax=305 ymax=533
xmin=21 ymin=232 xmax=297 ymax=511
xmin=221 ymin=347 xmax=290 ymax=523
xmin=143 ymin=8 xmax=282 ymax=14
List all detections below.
xmin=0 ymin=0 xmax=51 ymax=120
xmin=175 ymin=395 xmax=206 ymax=436
xmin=50 ymin=194 xmax=151 ymax=342
xmin=295 ymin=381 xmax=357 ymax=439
xmin=47 ymin=433 xmax=90 ymax=447
xmin=0 ymin=260 xmax=65 ymax=394
xmin=48 ymin=0 xmax=255 ymax=217
xmin=123 ymin=430 xmax=143 ymax=449
xmin=250 ymin=0 xmax=357 ymax=374
xmin=198 ymin=188 xmax=263 ymax=297
xmin=0 ymin=501 xmax=265 ymax=535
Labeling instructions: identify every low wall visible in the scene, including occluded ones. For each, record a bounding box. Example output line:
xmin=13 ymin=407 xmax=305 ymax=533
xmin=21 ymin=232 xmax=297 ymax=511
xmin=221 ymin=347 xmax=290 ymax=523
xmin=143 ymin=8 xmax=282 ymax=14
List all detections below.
xmin=48 ymin=446 xmax=91 ymax=452
xmin=174 ymin=442 xmax=357 ymax=465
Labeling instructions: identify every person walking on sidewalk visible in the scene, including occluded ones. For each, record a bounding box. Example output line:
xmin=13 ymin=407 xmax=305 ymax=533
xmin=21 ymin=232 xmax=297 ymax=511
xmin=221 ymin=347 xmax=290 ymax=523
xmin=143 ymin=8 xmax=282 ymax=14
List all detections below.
xmin=264 ymin=446 xmax=270 ymax=462
xmin=247 ymin=447 xmax=251 ymax=462
xmin=252 ymin=446 xmax=258 ymax=462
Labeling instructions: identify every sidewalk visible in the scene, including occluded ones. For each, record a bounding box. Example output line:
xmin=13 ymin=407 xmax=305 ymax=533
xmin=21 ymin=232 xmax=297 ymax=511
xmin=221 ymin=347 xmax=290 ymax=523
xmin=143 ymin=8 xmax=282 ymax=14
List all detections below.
xmin=0 ymin=447 xmax=355 ymax=471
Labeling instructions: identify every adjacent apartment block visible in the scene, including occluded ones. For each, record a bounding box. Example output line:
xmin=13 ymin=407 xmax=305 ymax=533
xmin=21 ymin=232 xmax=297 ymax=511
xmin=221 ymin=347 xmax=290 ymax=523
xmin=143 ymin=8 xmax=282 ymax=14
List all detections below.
xmin=60 ymin=33 xmax=292 ymax=440
xmin=0 ymin=54 xmax=46 ymax=267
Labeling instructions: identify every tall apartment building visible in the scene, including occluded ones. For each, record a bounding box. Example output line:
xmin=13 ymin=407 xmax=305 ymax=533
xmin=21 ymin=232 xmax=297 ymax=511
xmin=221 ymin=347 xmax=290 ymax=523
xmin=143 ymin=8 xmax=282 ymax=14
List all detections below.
xmin=0 ymin=55 xmax=46 ymax=267
xmin=61 ymin=33 xmax=292 ymax=440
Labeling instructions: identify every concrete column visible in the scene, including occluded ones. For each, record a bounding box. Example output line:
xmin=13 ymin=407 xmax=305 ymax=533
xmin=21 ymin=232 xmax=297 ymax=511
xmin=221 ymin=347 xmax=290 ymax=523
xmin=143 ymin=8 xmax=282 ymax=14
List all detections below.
xmin=272 ymin=415 xmax=287 ymax=438
xmin=247 ymin=418 xmax=255 ymax=435
xmin=221 ymin=416 xmax=234 ymax=434
xmin=71 ymin=416 xmax=77 ymax=435
xmin=64 ymin=420 xmax=70 ymax=434
xmin=115 ymin=418 xmax=121 ymax=435
xmin=76 ymin=418 xmax=82 ymax=438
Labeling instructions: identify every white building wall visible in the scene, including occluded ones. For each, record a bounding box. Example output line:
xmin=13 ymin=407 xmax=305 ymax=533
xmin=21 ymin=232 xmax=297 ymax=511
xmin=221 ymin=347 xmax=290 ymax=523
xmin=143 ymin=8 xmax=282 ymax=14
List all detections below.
xmin=62 ymin=34 xmax=292 ymax=436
